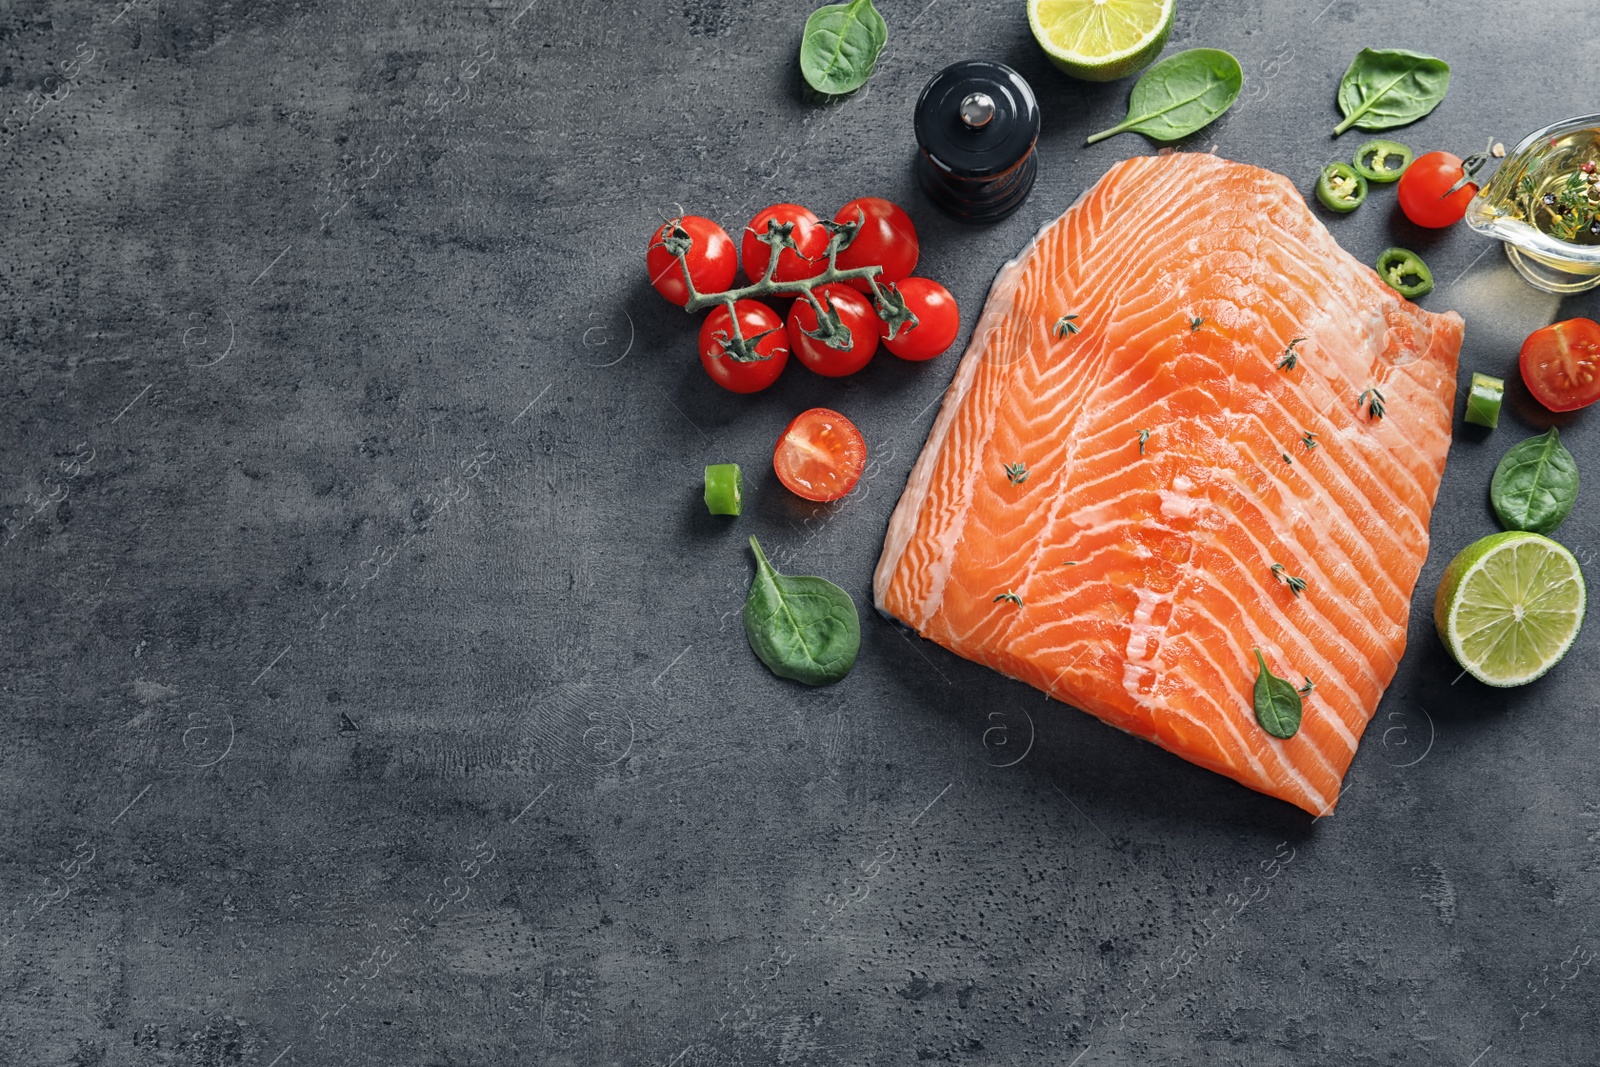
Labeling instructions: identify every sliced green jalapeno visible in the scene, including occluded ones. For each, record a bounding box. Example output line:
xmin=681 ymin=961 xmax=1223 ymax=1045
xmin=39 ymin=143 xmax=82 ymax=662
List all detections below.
xmin=1316 ymin=163 xmax=1369 ymax=213
xmin=1464 ymin=372 xmax=1504 ymax=429
xmin=1351 ymin=139 xmax=1414 ymax=183
xmin=1375 ymin=247 xmax=1434 ymax=298
xmin=704 ymin=463 xmax=743 ymax=516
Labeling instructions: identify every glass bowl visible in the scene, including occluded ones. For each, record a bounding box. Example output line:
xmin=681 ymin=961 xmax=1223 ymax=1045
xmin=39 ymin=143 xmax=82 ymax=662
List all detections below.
xmin=1464 ymin=113 xmax=1600 ymax=294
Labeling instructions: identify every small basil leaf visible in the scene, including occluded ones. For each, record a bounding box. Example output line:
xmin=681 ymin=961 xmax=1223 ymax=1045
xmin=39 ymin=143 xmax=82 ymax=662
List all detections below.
xmin=1490 ymin=427 xmax=1579 ymax=535
xmin=1084 ymin=48 xmax=1243 ymax=146
xmin=1332 ymin=48 xmax=1451 ymax=137
xmin=1252 ymin=649 xmax=1303 ymax=740
xmin=744 ymin=536 xmax=861 ymax=686
xmin=798 ymin=0 xmax=887 ymax=97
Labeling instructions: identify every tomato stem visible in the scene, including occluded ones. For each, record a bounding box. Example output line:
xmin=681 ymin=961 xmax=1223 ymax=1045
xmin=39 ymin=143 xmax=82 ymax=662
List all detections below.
xmin=710 ymin=295 xmax=782 ymax=364
xmin=802 ymin=287 xmax=829 ymax=323
xmin=1440 ymin=138 xmax=1496 ymax=199
xmin=672 ymin=218 xmax=902 ymax=332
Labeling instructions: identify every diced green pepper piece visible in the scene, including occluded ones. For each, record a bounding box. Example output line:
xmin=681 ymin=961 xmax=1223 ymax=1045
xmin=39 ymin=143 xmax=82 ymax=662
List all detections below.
xmin=704 ymin=463 xmax=743 ymax=516
xmin=1465 ymin=372 xmax=1504 ymax=429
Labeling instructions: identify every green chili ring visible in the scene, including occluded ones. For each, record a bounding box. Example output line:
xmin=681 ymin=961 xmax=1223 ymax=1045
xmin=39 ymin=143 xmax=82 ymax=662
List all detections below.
xmin=1464 ymin=372 xmax=1504 ymax=429
xmin=704 ymin=463 xmax=743 ymax=516
xmin=1376 ymin=247 xmax=1434 ymax=298
xmin=1351 ymin=139 xmax=1415 ymax=183
xmin=1316 ymin=163 xmax=1369 ymax=213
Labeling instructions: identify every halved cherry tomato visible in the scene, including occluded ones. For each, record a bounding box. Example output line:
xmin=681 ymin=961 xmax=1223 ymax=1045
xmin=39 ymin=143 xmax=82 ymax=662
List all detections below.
xmin=1397 ymin=151 xmax=1477 ymax=229
xmin=698 ymin=300 xmax=788 ymax=394
xmin=647 ymin=215 xmax=738 ymax=307
xmin=786 ymin=283 xmax=879 ymax=378
xmin=774 ymin=408 xmax=867 ymax=502
xmin=742 ymin=203 xmax=829 ymax=285
xmin=878 ymin=277 xmax=959 ymax=361
xmin=832 ymin=196 xmax=919 ymax=293
xmin=1520 ymin=317 xmax=1600 ymax=412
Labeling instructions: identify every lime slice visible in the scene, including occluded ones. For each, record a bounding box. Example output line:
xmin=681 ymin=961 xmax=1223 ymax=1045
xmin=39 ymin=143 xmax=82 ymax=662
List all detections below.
xmin=1433 ymin=531 xmax=1587 ymax=687
xmin=1027 ymin=0 xmax=1175 ymax=82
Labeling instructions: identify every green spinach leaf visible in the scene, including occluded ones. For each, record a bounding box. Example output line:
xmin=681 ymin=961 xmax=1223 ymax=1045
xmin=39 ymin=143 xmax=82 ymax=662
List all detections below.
xmin=1332 ymin=48 xmax=1451 ymax=136
xmin=1490 ymin=427 xmax=1578 ymax=535
xmin=744 ymin=536 xmax=861 ymax=686
xmin=1084 ymin=48 xmax=1243 ymax=146
xmin=799 ymin=0 xmax=887 ymax=97
xmin=1252 ymin=649 xmax=1303 ymax=740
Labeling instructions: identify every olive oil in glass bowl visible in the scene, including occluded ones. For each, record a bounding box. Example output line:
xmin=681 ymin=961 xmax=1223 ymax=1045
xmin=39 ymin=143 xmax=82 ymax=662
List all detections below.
xmin=1465 ymin=114 xmax=1600 ymax=294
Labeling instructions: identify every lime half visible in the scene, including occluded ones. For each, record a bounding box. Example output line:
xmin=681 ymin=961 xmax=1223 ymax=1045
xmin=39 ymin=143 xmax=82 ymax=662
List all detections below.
xmin=1027 ymin=0 xmax=1175 ymax=82
xmin=1433 ymin=531 xmax=1587 ymax=687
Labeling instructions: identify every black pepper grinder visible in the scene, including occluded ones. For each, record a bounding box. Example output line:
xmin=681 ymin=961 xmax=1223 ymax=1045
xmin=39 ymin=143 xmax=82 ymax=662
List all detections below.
xmin=914 ymin=60 xmax=1041 ymax=224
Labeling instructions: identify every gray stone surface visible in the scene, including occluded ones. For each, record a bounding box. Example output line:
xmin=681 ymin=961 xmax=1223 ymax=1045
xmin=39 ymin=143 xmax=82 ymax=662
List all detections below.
xmin=2 ymin=0 xmax=1598 ymax=1063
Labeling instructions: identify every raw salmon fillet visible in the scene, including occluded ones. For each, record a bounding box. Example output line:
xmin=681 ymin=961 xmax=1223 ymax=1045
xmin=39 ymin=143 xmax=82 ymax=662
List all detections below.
xmin=874 ymin=153 xmax=1462 ymax=815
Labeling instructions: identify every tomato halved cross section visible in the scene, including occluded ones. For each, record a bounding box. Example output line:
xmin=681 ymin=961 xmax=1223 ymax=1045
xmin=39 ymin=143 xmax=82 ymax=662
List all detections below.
xmin=1521 ymin=317 xmax=1600 ymax=412
xmin=774 ymin=408 xmax=867 ymax=503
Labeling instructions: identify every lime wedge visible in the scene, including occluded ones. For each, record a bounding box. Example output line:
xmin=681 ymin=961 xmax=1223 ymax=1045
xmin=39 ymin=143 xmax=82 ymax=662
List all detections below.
xmin=1028 ymin=0 xmax=1175 ymax=82
xmin=1433 ymin=531 xmax=1587 ymax=687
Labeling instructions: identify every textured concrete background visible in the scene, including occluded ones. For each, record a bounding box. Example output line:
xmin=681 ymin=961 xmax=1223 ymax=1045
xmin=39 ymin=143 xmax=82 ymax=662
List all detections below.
xmin=2 ymin=0 xmax=1598 ymax=1063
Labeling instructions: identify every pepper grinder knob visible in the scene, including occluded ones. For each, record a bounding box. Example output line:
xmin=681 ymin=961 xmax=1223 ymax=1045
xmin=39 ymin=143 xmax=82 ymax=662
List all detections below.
xmin=960 ymin=92 xmax=995 ymax=129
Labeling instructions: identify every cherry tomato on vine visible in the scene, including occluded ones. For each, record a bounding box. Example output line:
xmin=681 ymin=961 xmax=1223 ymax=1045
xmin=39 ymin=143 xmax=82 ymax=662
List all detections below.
xmin=742 ymin=204 xmax=829 ymax=285
xmin=1520 ymin=317 xmax=1600 ymax=412
xmin=787 ymin=283 xmax=879 ymax=378
xmin=647 ymin=215 xmax=737 ymax=307
xmin=832 ymin=197 xmax=919 ymax=293
xmin=878 ymin=277 xmax=959 ymax=361
xmin=774 ymin=408 xmax=867 ymax=503
xmin=698 ymin=299 xmax=789 ymax=394
xmin=1397 ymin=151 xmax=1477 ymax=228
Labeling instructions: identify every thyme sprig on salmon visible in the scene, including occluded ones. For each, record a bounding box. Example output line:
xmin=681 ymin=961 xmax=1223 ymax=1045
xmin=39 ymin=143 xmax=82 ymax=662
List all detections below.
xmin=1271 ymin=562 xmax=1308 ymax=597
xmin=1277 ymin=337 xmax=1306 ymax=371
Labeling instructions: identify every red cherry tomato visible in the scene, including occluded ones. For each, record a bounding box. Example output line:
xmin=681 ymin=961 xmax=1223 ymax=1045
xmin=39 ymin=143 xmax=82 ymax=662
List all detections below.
xmin=774 ymin=408 xmax=867 ymax=503
xmin=787 ymin=284 xmax=879 ymax=378
xmin=1520 ymin=317 xmax=1600 ymax=412
xmin=698 ymin=300 xmax=789 ymax=394
xmin=741 ymin=204 xmax=829 ymax=285
xmin=832 ymin=196 xmax=919 ymax=293
xmin=1397 ymin=151 xmax=1477 ymax=228
xmin=878 ymin=277 xmax=960 ymax=361
xmin=646 ymin=216 xmax=738 ymax=307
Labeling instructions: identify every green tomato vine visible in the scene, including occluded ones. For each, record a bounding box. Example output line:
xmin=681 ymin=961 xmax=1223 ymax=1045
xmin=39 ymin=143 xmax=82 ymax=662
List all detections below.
xmin=652 ymin=214 xmax=918 ymax=362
